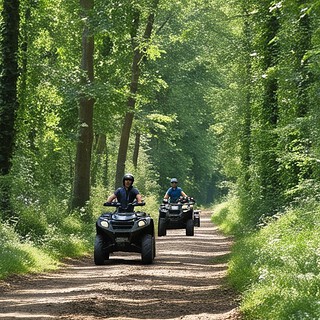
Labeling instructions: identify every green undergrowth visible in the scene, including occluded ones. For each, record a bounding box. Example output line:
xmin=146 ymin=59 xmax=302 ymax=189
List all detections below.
xmin=0 ymin=222 xmax=58 ymax=279
xmin=211 ymin=197 xmax=243 ymax=235
xmin=212 ymin=197 xmax=320 ymax=320
xmin=0 ymin=184 xmax=161 ymax=280
xmin=0 ymin=214 xmax=93 ymax=280
xmin=0 ymin=197 xmax=99 ymax=280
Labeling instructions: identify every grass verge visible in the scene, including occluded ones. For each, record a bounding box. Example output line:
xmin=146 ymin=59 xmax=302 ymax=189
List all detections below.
xmin=212 ymin=197 xmax=320 ymax=319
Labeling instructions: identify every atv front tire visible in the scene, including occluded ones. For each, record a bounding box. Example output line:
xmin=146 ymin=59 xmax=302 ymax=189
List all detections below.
xmin=94 ymin=234 xmax=109 ymax=265
xmin=141 ymin=234 xmax=154 ymax=264
xmin=186 ymin=219 xmax=194 ymax=236
xmin=158 ymin=218 xmax=167 ymax=237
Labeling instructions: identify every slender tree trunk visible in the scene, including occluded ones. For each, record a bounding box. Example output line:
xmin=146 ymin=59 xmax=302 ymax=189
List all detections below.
xmin=72 ymin=0 xmax=95 ymax=209
xmin=19 ymin=6 xmax=30 ymax=116
xmin=104 ymin=140 xmax=109 ymax=188
xmin=262 ymin=14 xmax=279 ymax=126
xmin=259 ymin=9 xmax=281 ymax=214
xmin=91 ymin=133 xmax=106 ymax=186
xmin=0 ymin=0 xmax=20 ymax=217
xmin=241 ymin=16 xmax=253 ymax=189
xmin=293 ymin=2 xmax=312 ymax=180
xmin=133 ymin=132 xmax=141 ymax=168
xmin=20 ymin=4 xmax=37 ymax=151
xmin=115 ymin=0 xmax=159 ymax=188
xmin=296 ymin=3 xmax=311 ymax=118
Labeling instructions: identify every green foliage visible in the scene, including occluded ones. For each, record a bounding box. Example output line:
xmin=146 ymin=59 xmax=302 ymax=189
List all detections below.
xmin=211 ymin=196 xmax=243 ymax=236
xmin=142 ymin=0 xmax=236 ymax=204
xmin=0 ymin=186 xmax=94 ymax=279
xmin=0 ymin=195 xmax=94 ymax=279
xmin=43 ymin=231 xmax=92 ymax=259
xmin=0 ymin=222 xmax=58 ymax=279
xmin=222 ymin=198 xmax=320 ymax=319
xmin=211 ymin=1 xmax=320 ymax=318
xmin=41 ymin=203 xmax=94 ymax=258
xmin=126 ymin=140 xmax=161 ymax=197
xmin=209 ymin=0 xmax=320 ymax=222
xmin=14 ymin=205 xmax=48 ymax=240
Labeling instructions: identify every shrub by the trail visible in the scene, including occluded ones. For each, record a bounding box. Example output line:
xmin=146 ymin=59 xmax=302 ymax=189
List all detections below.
xmin=214 ymin=198 xmax=320 ymax=320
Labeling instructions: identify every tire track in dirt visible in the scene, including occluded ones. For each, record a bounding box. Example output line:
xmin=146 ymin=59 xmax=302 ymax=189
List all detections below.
xmin=0 ymin=211 xmax=240 ymax=320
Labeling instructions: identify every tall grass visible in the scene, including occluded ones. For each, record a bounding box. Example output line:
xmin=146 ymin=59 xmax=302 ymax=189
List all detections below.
xmin=0 ymin=196 xmax=95 ymax=279
xmin=0 ymin=222 xmax=58 ymax=279
xmin=213 ymin=197 xmax=320 ymax=319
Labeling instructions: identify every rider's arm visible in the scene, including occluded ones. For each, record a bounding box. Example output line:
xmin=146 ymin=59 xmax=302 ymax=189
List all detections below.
xmin=181 ymin=191 xmax=187 ymax=198
xmin=106 ymin=193 xmax=117 ymax=203
xmin=164 ymin=187 xmax=171 ymax=200
xmin=136 ymin=193 xmax=142 ymax=203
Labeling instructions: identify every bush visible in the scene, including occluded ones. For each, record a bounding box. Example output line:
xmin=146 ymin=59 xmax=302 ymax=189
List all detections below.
xmin=0 ymin=222 xmax=57 ymax=279
xmin=0 ymin=194 xmax=95 ymax=279
xmin=14 ymin=205 xmax=49 ymax=241
xmin=227 ymin=201 xmax=320 ymax=319
xmin=211 ymin=196 xmax=243 ymax=236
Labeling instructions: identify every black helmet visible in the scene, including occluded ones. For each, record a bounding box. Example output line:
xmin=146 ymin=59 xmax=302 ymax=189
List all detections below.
xmin=170 ymin=178 xmax=178 ymax=183
xmin=123 ymin=173 xmax=134 ymax=184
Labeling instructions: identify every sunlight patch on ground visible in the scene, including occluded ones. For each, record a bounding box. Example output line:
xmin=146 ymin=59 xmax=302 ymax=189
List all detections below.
xmin=0 ymin=313 xmax=55 ymax=318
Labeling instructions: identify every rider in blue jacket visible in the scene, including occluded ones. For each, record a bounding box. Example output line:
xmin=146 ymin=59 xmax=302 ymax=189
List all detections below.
xmin=163 ymin=178 xmax=187 ymax=203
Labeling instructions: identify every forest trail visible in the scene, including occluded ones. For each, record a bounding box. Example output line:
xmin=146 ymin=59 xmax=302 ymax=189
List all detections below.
xmin=0 ymin=211 xmax=240 ymax=320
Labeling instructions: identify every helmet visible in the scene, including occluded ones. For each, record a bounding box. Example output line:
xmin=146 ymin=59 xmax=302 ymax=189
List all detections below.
xmin=123 ymin=173 xmax=134 ymax=184
xmin=170 ymin=178 xmax=178 ymax=183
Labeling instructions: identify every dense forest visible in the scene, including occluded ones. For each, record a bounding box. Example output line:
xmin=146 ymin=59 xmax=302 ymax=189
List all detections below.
xmin=0 ymin=0 xmax=320 ymax=319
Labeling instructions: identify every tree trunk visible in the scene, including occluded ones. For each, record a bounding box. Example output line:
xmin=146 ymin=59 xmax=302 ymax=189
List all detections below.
xmin=259 ymin=9 xmax=281 ymax=215
xmin=296 ymin=5 xmax=311 ymax=118
xmin=133 ymin=132 xmax=141 ymax=168
xmin=115 ymin=0 xmax=159 ymax=188
xmin=0 ymin=0 xmax=20 ymax=217
xmin=71 ymin=0 xmax=95 ymax=209
xmin=293 ymin=3 xmax=312 ymax=181
xmin=104 ymin=141 xmax=109 ymax=188
xmin=241 ymin=15 xmax=253 ymax=189
xmin=91 ymin=133 xmax=106 ymax=186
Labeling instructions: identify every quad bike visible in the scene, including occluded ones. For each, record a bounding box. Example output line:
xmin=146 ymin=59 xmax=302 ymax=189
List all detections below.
xmin=94 ymin=201 xmax=155 ymax=265
xmin=158 ymin=197 xmax=196 ymax=237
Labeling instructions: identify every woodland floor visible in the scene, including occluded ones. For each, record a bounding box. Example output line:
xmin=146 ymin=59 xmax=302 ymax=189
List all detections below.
xmin=0 ymin=211 xmax=241 ymax=320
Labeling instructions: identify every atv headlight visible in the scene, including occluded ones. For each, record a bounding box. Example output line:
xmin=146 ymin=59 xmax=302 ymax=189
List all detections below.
xmin=101 ymin=220 xmax=109 ymax=228
xmin=138 ymin=220 xmax=146 ymax=227
xmin=182 ymin=204 xmax=188 ymax=210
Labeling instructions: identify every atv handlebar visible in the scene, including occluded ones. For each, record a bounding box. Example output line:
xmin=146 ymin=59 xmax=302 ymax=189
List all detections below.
xmin=104 ymin=201 xmax=145 ymax=207
xmin=162 ymin=196 xmax=195 ymax=204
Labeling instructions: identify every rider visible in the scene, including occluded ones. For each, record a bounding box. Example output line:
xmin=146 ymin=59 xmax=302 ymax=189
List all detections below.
xmin=163 ymin=178 xmax=188 ymax=203
xmin=106 ymin=173 xmax=142 ymax=212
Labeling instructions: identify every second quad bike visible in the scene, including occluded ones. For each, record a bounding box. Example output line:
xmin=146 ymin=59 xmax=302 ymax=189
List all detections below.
xmin=158 ymin=197 xmax=196 ymax=237
xmin=94 ymin=201 xmax=155 ymax=265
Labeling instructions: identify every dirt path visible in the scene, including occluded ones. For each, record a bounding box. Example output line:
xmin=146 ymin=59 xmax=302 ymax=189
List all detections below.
xmin=0 ymin=211 xmax=240 ymax=320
